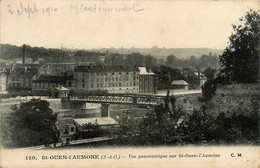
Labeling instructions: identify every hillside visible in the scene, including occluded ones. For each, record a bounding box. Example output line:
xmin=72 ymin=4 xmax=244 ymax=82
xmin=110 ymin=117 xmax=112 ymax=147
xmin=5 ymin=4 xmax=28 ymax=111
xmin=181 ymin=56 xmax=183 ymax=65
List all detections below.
xmin=88 ymin=47 xmax=223 ymax=59
xmin=206 ymin=83 xmax=260 ymax=117
xmin=0 ymin=44 xmax=223 ymax=62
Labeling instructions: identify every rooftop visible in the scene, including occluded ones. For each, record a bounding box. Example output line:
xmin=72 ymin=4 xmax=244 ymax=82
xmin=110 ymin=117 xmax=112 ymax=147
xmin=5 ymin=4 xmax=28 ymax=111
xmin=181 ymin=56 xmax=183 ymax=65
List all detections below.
xmin=9 ymin=67 xmax=38 ymax=78
xmin=74 ymin=117 xmax=118 ymax=126
xmin=74 ymin=65 xmax=139 ymax=73
xmin=52 ymin=86 xmax=70 ymax=91
xmin=33 ymin=74 xmax=66 ymax=83
xmin=171 ymin=80 xmax=188 ymax=85
xmin=138 ymin=67 xmax=155 ymax=75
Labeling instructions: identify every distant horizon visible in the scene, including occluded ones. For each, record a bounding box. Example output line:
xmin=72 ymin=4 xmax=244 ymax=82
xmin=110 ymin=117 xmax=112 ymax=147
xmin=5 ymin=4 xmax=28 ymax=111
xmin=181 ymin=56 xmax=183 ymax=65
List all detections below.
xmin=0 ymin=43 xmax=224 ymax=51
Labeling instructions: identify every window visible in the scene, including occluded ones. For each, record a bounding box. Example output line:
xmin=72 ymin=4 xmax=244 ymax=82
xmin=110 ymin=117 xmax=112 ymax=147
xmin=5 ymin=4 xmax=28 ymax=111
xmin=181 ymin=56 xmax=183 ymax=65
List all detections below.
xmin=91 ymin=83 xmax=94 ymax=88
xmin=71 ymin=127 xmax=75 ymax=132
xmin=97 ymin=84 xmax=99 ymax=88
xmin=83 ymin=84 xmax=85 ymax=88
xmin=112 ymin=73 xmax=115 ymax=75
xmin=69 ymin=82 xmax=71 ymax=87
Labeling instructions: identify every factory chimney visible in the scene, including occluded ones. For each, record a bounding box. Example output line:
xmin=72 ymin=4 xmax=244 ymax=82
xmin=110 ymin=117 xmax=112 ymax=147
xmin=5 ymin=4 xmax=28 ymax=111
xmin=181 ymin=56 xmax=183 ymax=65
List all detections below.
xmin=22 ymin=44 xmax=26 ymax=65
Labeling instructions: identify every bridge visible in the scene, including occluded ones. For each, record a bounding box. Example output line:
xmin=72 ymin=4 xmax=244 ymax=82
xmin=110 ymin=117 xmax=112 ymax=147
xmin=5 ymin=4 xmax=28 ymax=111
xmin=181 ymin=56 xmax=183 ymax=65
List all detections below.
xmin=62 ymin=93 xmax=166 ymax=107
xmin=61 ymin=93 xmax=169 ymax=117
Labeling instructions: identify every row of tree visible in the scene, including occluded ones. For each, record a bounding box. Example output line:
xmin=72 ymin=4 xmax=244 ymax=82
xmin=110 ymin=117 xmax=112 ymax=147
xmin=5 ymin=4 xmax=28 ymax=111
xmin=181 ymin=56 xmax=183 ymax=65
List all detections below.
xmin=0 ymin=43 xmax=219 ymax=70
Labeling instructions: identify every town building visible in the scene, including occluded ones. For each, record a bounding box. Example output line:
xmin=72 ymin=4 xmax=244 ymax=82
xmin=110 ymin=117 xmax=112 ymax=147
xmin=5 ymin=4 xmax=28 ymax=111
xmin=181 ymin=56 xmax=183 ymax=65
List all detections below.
xmin=32 ymin=74 xmax=68 ymax=95
xmin=50 ymin=86 xmax=70 ymax=98
xmin=73 ymin=117 xmax=118 ymax=131
xmin=39 ymin=63 xmax=77 ymax=75
xmin=171 ymin=80 xmax=188 ymax=90
xmin=7 ymin=66 xmax=38 ymax=92
xmin=71 ymin=65 xmax=140 ymax=93
xmin=138 ymin=67 xmax=155 ymax=93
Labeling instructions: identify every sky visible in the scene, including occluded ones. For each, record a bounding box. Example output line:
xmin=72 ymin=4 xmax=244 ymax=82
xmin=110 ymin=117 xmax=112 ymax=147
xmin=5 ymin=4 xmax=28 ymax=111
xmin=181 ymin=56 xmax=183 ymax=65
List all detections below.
xmin=0 ymin=0 xmax=259 ymax=50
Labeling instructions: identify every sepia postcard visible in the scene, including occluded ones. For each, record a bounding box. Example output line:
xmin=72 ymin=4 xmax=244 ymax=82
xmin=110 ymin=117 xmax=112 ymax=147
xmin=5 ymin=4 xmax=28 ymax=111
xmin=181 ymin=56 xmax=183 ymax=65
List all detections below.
xmin=0 ymin=0 xmax=259 ymax=167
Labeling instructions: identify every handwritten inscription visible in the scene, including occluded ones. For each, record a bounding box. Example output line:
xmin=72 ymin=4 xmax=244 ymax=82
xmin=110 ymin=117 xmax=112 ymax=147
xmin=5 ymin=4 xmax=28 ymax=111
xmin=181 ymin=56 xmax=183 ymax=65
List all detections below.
xmin=6 ymin=2 xmax=145 ymax=19
xmin=7 ymin=2 xmax=58 ymax=19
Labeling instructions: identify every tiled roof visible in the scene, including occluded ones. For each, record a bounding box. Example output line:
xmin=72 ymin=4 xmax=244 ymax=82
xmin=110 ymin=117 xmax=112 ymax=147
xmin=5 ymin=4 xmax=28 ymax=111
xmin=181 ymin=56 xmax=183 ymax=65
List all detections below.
xmin=33 ymin=75 xmax=66 ymax=83
xmin=138 ymin=67 xmax=155 ymax=75
xmin=19 ymin=68 xmax=38 ymax=78
xmin=52 ymin=86 xmax=70 ymax=91
xmin=74 ymin=117 xmax=118 ymax=126
xmin=9 ymin=68 xmax=37 ymax=78
xmin=74 ymin=65 xmax=139 ymax=73
xmin=171 ymin=80 xmax=188 ymax=85
xmin=0 ymin=71 xmax=7 ymax=77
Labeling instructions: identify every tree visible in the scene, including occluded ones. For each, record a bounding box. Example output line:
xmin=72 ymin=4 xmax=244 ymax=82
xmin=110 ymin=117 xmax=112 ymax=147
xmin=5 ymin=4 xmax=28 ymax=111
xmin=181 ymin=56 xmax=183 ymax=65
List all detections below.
xmin=166 ymin=54 xmax=177 ymax=67
xmin=189 ymin=55 xmax=198 ymax=67
xmin=219 ymin=10 xmax=260 ymax=83
xmin=200 ymin=79 xmax=217 ymax=102
xmin=1 ymin=99 xmax=58 ymax=147
xmin=204 ymin=67 xmax=216 ymax=80
xmin=144 ymin=55 xmax=158 ymax=67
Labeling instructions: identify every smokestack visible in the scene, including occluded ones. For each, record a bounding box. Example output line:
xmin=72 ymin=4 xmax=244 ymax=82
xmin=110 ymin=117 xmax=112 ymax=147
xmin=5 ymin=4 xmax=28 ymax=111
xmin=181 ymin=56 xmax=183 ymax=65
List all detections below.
xmin=22 ymin=44 xmax=26 ymax=65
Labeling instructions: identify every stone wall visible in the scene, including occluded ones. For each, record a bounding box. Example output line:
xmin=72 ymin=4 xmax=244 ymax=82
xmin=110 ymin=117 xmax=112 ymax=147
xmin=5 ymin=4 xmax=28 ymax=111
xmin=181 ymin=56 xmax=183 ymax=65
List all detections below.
xmin=206 ymin=83 xmax=260 ymax=117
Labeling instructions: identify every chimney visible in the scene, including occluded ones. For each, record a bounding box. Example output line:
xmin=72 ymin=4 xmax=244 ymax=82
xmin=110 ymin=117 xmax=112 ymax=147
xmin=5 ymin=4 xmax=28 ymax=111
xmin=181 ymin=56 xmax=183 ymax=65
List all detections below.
xmin=11 ymin=65 xmax=15 ymax=72
xmin=147 ymin=67 xmax=150 ymax=73
xmin=22 ymin=44 xmax=26 ymax=65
